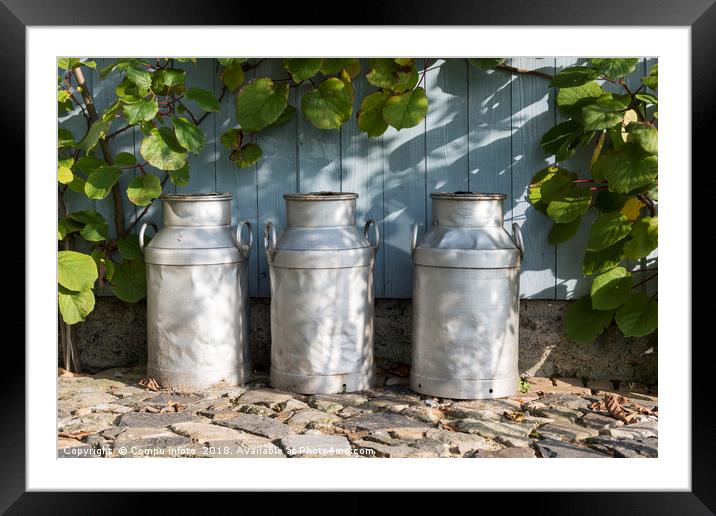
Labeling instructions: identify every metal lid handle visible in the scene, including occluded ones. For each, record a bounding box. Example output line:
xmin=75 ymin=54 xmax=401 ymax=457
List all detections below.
xmin=138 ymin=222 xmax=158 ymax=254
xmin=264 ymin=221 xmax=277 ymax=262
xmin=410 ymin=222 xmax=419 ymax=254
xmin=364 ymin=219 xmax=380 ymax=251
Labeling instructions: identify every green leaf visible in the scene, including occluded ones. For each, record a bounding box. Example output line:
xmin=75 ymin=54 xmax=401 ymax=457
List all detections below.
xmin=58 ymin=250 xmax=98 ymax=291
xmin=550 ymin=66 xmax=599 ymax=88
xmin=382 ymin=87 xmax=428 ymax=130
xmin=58 ymin=285 xmax=95 ymax=325
xmin=540 ymin=120 xmax=583 ymax=161
xmin=590 ymin=266 xmax=633 ymax=310
xmin=623 ymin=216 xmax=658 ymax=260
xmin=366 ymin=59 xmax=418 ymax=92
xmin=236 ymin=78 xmax=289 ymax=132
xmin=626 ymin=121 xmax=657 ymax=155
xmin=78 ymin=119 xmax=110 ymax=153
xmin=127 ymin=174 xmax=162 ymax=206
xmin=84 ymin=165 xmax=122 ymax=200
xmin=266 ymin=105 xmax=296 ymax=129
xmin=581 ymin=94 xmax=629 ymax=131
xmin=80 ymin=222 xmax=109 ymax=242
xmin=168 ymin=163 xmax=190 ymax=187
xmin=58 ymin=157 xmax=74 ymax=184
xmin=283 ymin=58 xmax=323 ymax=83
xmin=58 ymin=218 xmax=83 ymax=240
xmin=394 ymin=58 xmax=414 ymax=67
xmin=222 ymin=62 xmax=245 ymax=91
xmin=186 ymin=87 xmax=221 ymax=112
xmin=75 ymin=154 xmax=105 ymax=174
xmin=548 ymin=217 xmax=582 ymax=244
xmin=556 ymin=81 xmax=604 ymax=118
xmin=615 ymin=293 xmax=657 ymax=337
xmin=91 ymin=250 xmax=115 ymax=284
xmin=173 ymin=116 xmax=205 ymax=154
xmin=118 ymin=234 xmax=143 ymax=260
xmin=467 ymin=58 xmax=506 ymax=70
xmin=126 ymin=68 xmax=152 ymax=90
xmin=641 ymin=63 xmax=658 ymax=90
xmin=67 ymin=210 xmax=106 ymax=227
xmin=217 ymin=58 xmax=247 ymax=67
xmin=301 ymin=76 xmax=354 ymax=130
xmin=635 ymin=92 xmax=658 ymax=105
xmin=122 ymin=97 xmax=158 ymax=124
xmin=529 ymin=166 xmax=573 ymax=213
xmin=58 ymin=128 xmax=76 ymax=149
xmin=140 ymin=127 xmax=188 ymax=171
xmin=595 ymin=190 xmax=629 ymax=212
xmin=589 ymin=58 xmax=639 ymax=79
xmin=157 ymin=68 xmax=186 ymax=88
xmin=358 ymin=90 xmax=391 ymax=137
xmin=110 ymin=259 xmax=147 ymax=303
xmin=540 ymin=173 xmax=592 ymax=223
xmin=319 ymin=58 xmax=361 ymax=78
xmin=593 ymin=143 xmax=658 ymax=194
xmin=114 ymin=152 xmax=137 ymax=167
xmin=220 ymin=128 xmax=242 ymax=150
xmin=57 ymin=58 xmax=80 ymax=70
xmin=564 ymin=296 xmax=614 ymax=343
xmin=230 ymin=143 xmax=263 ymax=168
xmin=587 ymin=212 xmax=632 ymax=251
xmin=583 ymin=240 xmax=625 ymax=275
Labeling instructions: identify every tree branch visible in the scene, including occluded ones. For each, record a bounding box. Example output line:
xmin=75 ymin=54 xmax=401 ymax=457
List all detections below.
xmin=496 ymin=63 xmax=553 ymax=81
xmin=72 ymin=66 xmax=126 ymax=238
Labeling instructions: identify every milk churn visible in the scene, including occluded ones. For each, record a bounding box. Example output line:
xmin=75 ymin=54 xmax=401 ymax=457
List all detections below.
xmin=409 ymin=192 xmax=524 ymax=399
xmin=140 ymin=193 xmax=253 ymax=391
xmin=264 ymin=192 xmax=379 ymax=394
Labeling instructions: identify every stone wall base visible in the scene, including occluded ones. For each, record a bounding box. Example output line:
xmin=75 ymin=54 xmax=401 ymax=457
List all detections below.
xmin=61 ymin=297 xmax=657 ymax=384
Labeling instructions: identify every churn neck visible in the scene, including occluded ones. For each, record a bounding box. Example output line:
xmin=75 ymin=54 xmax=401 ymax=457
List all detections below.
xmin=284 ymin=192 xmax=358 ymax=228
xmin=430 ymin=192 xmax=506 ymax=228
xmin=161 ymin=193 xmax=233 ymax=227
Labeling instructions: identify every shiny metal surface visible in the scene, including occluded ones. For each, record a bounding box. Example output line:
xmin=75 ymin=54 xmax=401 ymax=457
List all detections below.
xmin=266 ymin=192 xmax=377 ymax=394
xmin=410 ymin=192 xmax=523 ymax=399
xmin=142 ymin=193 xmax=252 ymax=392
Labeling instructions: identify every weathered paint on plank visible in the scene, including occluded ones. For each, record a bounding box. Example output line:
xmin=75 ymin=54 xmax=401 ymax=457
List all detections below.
xmin=510 ymin=58 xmax=557 ymax=299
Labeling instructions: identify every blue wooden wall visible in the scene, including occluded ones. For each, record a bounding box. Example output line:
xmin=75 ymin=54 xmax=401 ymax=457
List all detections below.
xmin=60 ymin=58 xmax=657 ymax=299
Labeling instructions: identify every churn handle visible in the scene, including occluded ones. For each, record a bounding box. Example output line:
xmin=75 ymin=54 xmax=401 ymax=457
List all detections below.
xmin=235 ymin=220 xmax=253 ymax=258
xmin=264 ymin=221 xmax=277 ymax=261
xmin=364 ymin=219 xmax=381 ymax=251
xmin=410 ymin=222 xmax=419 ymax=254
xmin=511 ymin=222 xmax=525 ymax=260
xmin=138 ymin=222 xmax=158 ymax=254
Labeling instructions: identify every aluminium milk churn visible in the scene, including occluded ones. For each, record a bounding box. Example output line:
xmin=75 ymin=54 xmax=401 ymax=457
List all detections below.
xmin=264 ymin=192 xmax=379 ymax=394
xmin=409 ymin=192 xmax=525 ymax=399
xmin=140 ymin=193 xmax=253 ymax=391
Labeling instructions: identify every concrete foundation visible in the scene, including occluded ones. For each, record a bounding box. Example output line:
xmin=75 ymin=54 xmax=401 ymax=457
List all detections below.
xmin=62 ymin=297 xmax=657 ymax=384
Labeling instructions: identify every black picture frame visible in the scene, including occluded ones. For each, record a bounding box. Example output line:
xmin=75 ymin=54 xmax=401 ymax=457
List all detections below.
xmin=5 ymin=0 xmax=711 ymax=511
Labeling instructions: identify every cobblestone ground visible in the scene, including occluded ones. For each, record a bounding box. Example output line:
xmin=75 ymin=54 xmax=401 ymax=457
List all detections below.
xmin=57 ymin=368 xmax=657 ymax=458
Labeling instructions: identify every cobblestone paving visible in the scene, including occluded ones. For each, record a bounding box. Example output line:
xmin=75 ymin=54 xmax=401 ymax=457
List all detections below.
xmin=57 ymin=368 xmax=658 ymax=458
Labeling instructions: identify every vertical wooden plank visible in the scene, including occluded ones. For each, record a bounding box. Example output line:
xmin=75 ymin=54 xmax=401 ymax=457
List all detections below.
xmin=554 ymin=57 xmax=594 ymax=299
xmin=510 ymin=58 xmax=557 ymax=299
xmin=297 ymin=75 xmax=341 ymax=193
xmin=425 ymin=58 xmax=469 ymax=225
xmin=216 ymin=60 xmax=259 ymax=296
xmin=467 ymin=60 xmax=514 ymax=231
xmin=256 ymin=59 xmax=299 ymax=296
xmin=643 ymin=56 xmax=658 ymax=298
xmin=340 ymin=59 xmax=386 ymax=298
xmin=175 ymin=58 xmax=217 ymax=194
xmin=382 ymin=59 xmax=427 ymax=298
xmin=91 ymin=58 xmax=137 ymax=240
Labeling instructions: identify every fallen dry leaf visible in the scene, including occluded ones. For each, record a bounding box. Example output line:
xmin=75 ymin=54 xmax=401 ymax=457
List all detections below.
xmin=159 ymin=401 xmax=186 ymax=413
xmin=601 ymin=393 xmax=638 ymax=424
xmin=138 ymin=377 xmax=161 ymax=391
xmin=503 ymin=411 xmax=525 ymax=422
